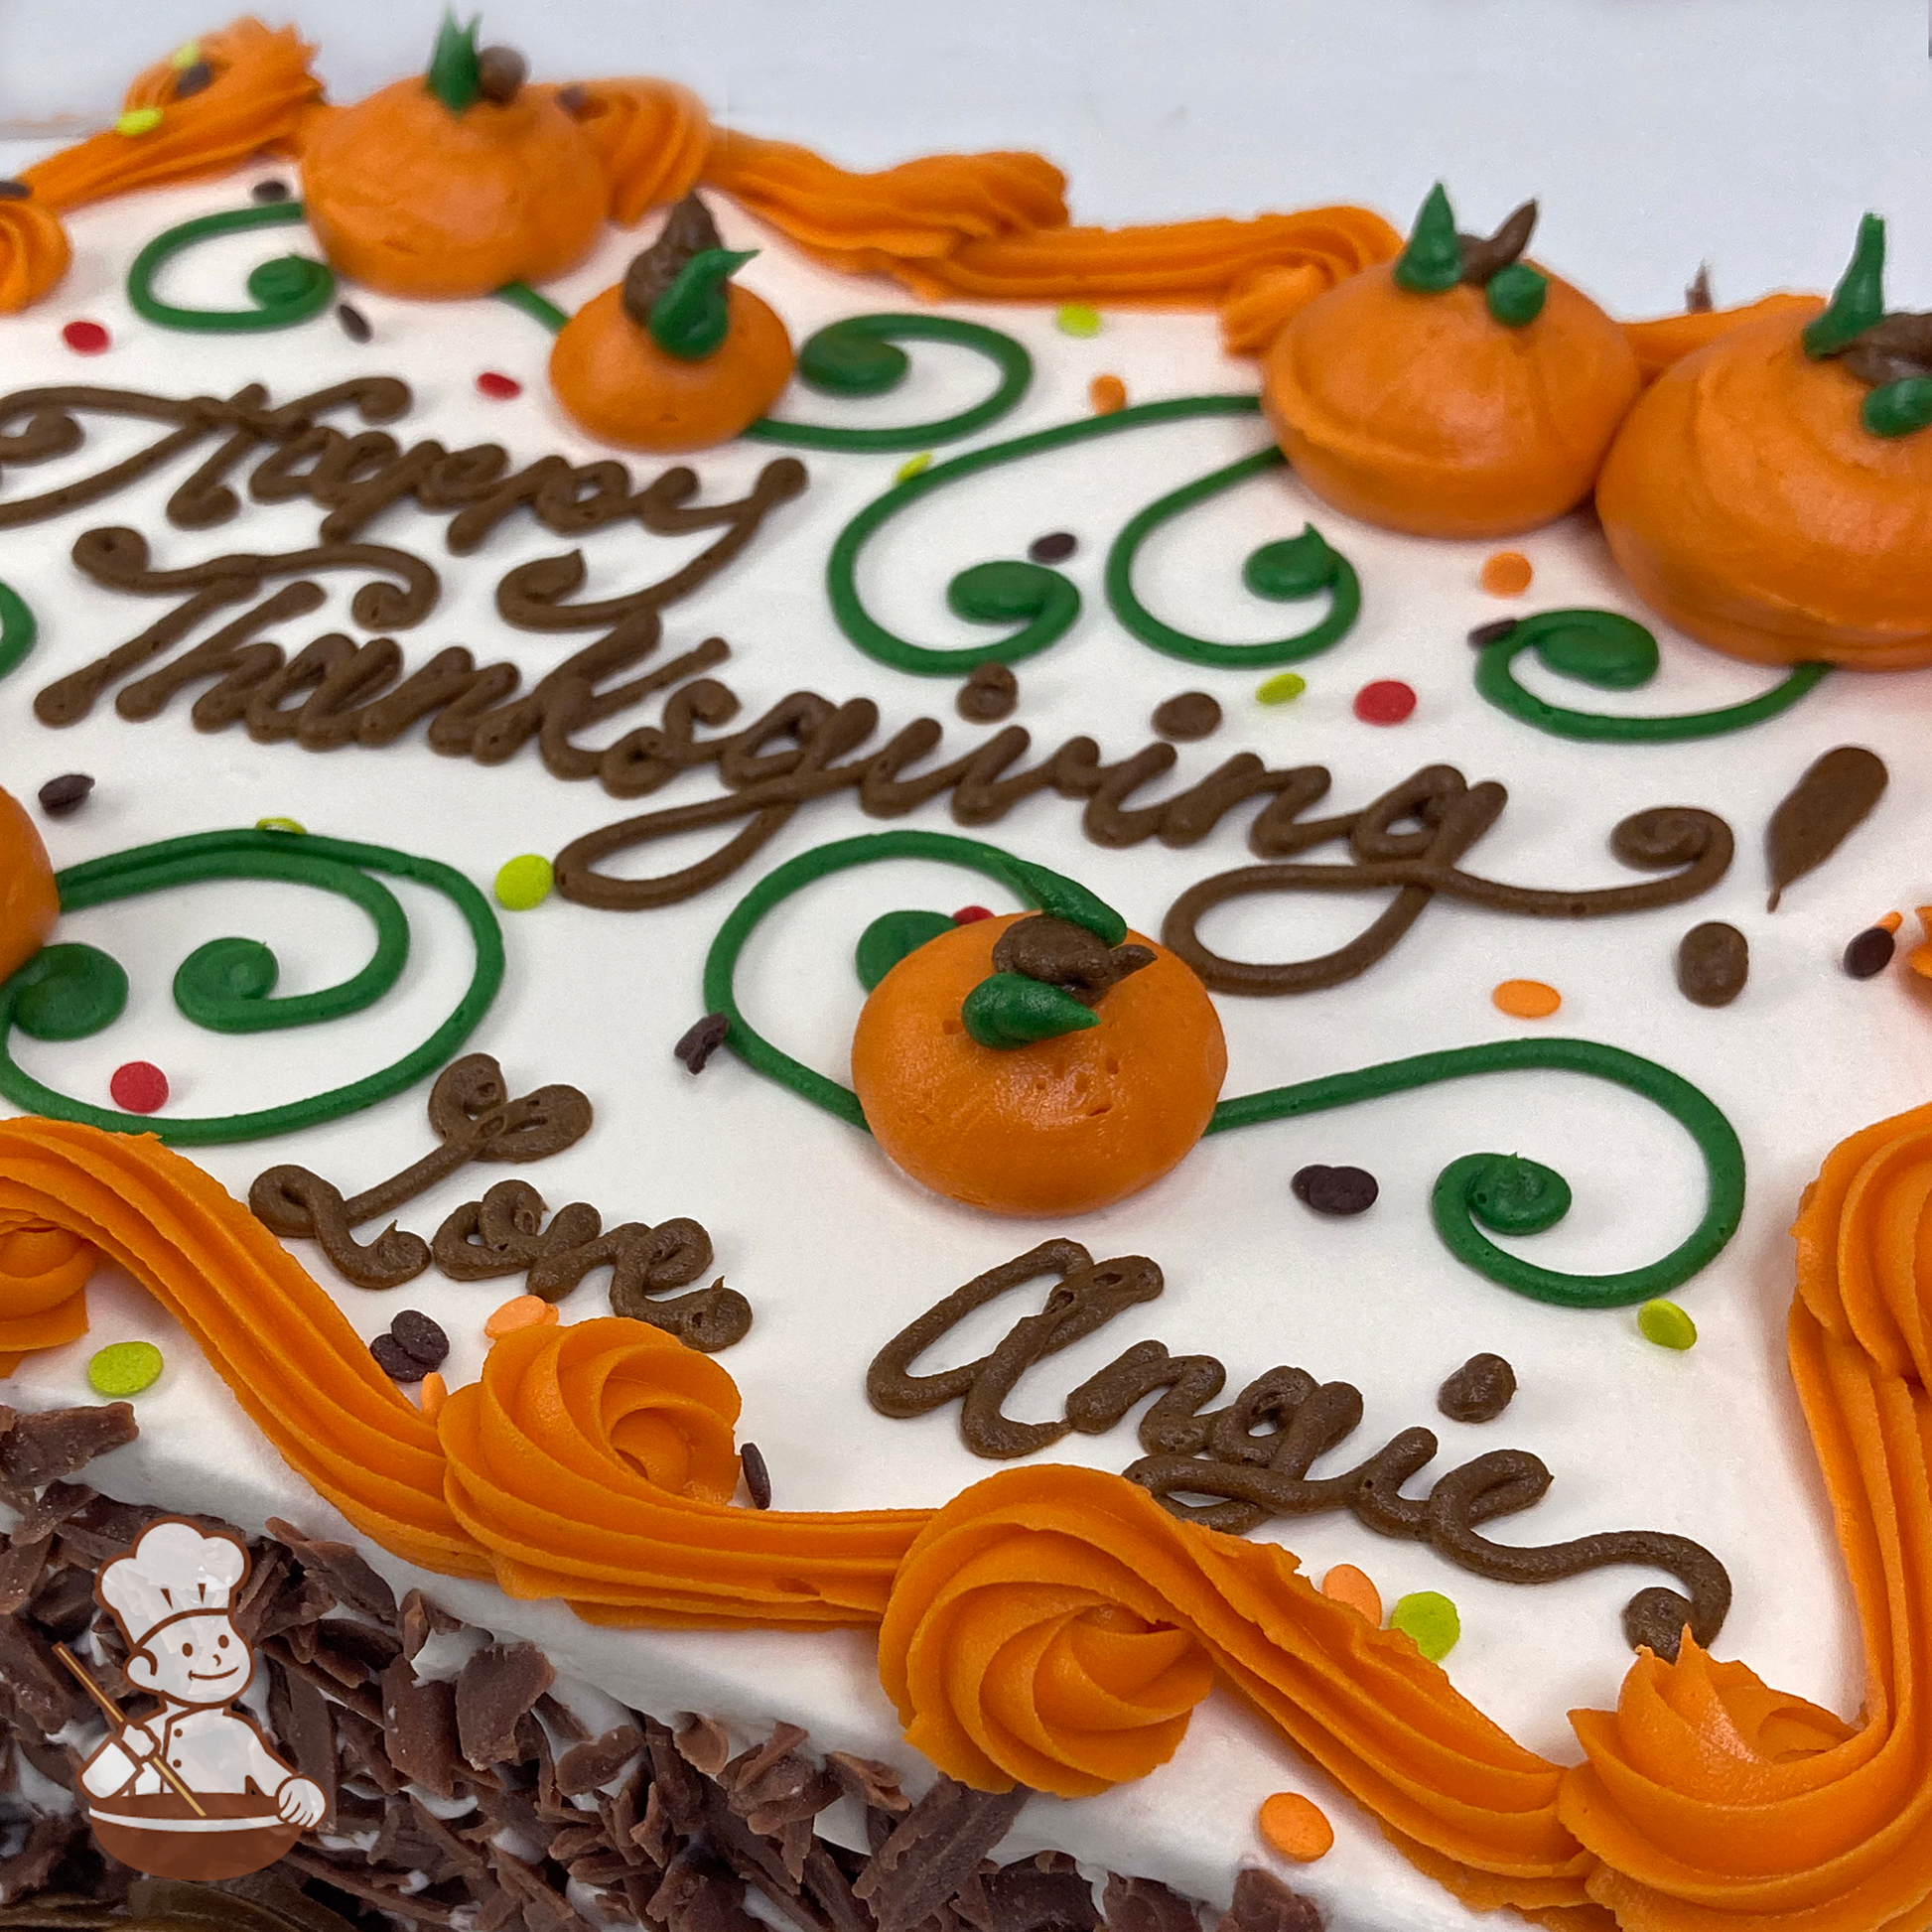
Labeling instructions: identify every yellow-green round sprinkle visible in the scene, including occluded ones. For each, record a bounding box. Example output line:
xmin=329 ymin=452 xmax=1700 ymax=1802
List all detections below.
xmin=255 ymin=815 xmax=306 ymax=835
xmin=896 ymin=452 xmax=933 ymax=483
xmin=493 ymin=853 xmax=554 ymax=911
xmin=169 ymin=40 xmax=203 ymax=69
xmin=1638 ymin=1299 xmax=1698 ymax=1350
xmin=115 ymin=107 xmax=165 ymax=138
xmin=1389 ymin=1589 xmax=1460 ymax=1661
xmin=88 ymin=1339 xmax=163 ymax=1397
xmin=1256 ymin=671 xmax=1308 ymax=706
xmin=1055 ymin=302 xmax=1102 ymax=339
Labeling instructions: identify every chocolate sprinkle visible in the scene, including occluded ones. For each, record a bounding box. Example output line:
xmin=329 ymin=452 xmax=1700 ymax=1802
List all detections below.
xmin=1028 ymin=531 xmax=1077 ymax=564
xmin=957 ymin=660 xmax=1019 ymax=724
xmin=1845 ymin=924 xmax=1897 ymax=979
xmin=250 ymin=178 xmax=291 ymax=203
xmin=390 ymin=1308 xmax=450 ymax=1370
xmin=555 ymin=82 xmax=589 ymax=116
xmin=475 ymin=45 xmax=528 ymax=105
xmin=36 ymin=772 xmax=93 ymax=816
xmin=676 ymin=1012 xmax=731 ymax=1073
xmin=172 ymin=59 xmax=214 ymax=98
xmin=1467 ymin=616 xmax=1521 ymax=646
xmin=336 ymin=301 xmax=373 ymax=344
xmin=740 ymin=1440 xmax=771 ymax=1509
xmin=1438 ymin=1351 xmax=1518 ymax=1424
xmin=1675 ymin=920 xmax=1749 ymax=1008
xmin=369 ymin=1333 xmax=428 ymax=1383
xmin=0 ymin=179 xmax=31 ymax=201
xmin=1151 ymin=691 xmax=1222 ymax=742
xmin=1290 ymin=1163 xmax=1379 ymax=1216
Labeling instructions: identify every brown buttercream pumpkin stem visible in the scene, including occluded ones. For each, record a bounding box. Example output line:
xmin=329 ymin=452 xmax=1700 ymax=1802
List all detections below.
xmin=1685 ymin=263 xmax=1714 ymax=313
xmin=991 ymin=914 xmax=1155 ymax=1008
xmin=475 ymin=45 xmax=527 ymax=104
xmin=1458 ymin=200 xmax=1538 ymax=287
xmin=1844 ymin=311 xmax=1932 ymax=387
xmin=622 ymin=193 xmax=727 ymax=327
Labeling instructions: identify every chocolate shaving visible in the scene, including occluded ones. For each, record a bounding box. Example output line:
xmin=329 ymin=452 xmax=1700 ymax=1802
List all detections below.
xmin=1764 ymin=745 xmax=1888 ymax=911
xmin=674 ymin=1715 xmax=734 ymax=1779
xmin=1213 ymin=1871 xmax=1318 ymax=1932
xmin=0 ymin=1536 xmax=53 ymax=1615
xmin=854 ymin=1777 xmax=1032 ymax=1932
xmin=266 ymin=1515 xmax=398 ymax=1620
xmin=826 ymin=1750 xmax=911 ymax=1815
xmin=0 ymin=1404 xmax=136 ymax=1508
xmin=1101 ymin=1877 xmax=1202 ymax=1932
xmin=646 ymin=1845 xmax=761 ymax=1932
xmin=400 ymin=1586 xmax=465 ymax=1659
xmin=557 ymin=1724 xmax=645 ymax=1795
xmin=379 ymin=1655 xmax=464 ymax=1797
xmin=458 ymin=1640 xmax=556 ymax=1768
xmin=265 ymin=1655 xmax=338 ymax=1824
xmin=981 ymin=1861 xmax=1100 ymax=1932
xmin=624 ymin=196 xmax=727 ymax=327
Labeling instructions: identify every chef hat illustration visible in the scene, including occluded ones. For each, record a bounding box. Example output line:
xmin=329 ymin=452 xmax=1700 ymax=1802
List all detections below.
xmin=98 ymin=1520 xmax=248 ymax=1651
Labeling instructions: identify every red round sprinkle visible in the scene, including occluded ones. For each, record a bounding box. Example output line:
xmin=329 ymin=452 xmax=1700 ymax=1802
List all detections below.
xmin=476 ymin=371 xmax=522 ymax=399
xmin=109 ymin=1061 xmax=169 ymax=1114
xmin=62 ymin=320 xmax=110 ymax=354
xmin=1353 ymin=679 xmax=1417 ymax=726
xmin=952 ymin=904 xmax=995 ymax=924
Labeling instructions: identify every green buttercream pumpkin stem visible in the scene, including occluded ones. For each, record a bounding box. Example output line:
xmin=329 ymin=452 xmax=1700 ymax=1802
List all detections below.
xmin=426 ymin=12 xmax=482 ymax=112
xmin=647 ymin=247 xmax=758 ymax=360
xmin=961 ymin=972 xmax=1101 ymax=1050
xmin=1863 ymin=375 xmax=1932 ymax=438
xmin=1393 ymin=184 xmax=1463 ymax=294
xmin=1804 ymin=212 xmax=1886 ymax=358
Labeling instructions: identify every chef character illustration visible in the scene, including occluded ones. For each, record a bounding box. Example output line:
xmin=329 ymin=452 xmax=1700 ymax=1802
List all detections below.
xmin=78 ymin=1520 xmax=325 ymax=1828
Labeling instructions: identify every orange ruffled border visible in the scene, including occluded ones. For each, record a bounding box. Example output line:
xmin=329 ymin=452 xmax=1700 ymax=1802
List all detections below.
xmin=6 ymin=1108 xmax=1932 ymax=1931
xmin=3 ymin=16 xmax=1800 ymax=368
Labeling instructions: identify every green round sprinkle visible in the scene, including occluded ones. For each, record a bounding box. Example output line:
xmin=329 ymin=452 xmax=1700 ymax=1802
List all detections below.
xmin=88 ymin=1340 xmax=164 ymax=1398
xmin=895 ymin=452 xmax=933 ymax=483
xmin=1055 ymin=303 xmax=1102 ymax=338
xmin=1390 ymin=1590 xmax=1460 ymax=1661
xmin=169 ymin=40 xmax=203 ymax=69
xmin=1637 ymin=1299 xmax=1698 ymax=1350
xmin=493 ymin=854 xmax=554 ymax=911
xmin=1256 ymin=672 xmax=1308 ymax=706
xmin=115 ymin=107 xmax=165 ymax=138
xmin=255 ymin=816 xmax=305 ymax=835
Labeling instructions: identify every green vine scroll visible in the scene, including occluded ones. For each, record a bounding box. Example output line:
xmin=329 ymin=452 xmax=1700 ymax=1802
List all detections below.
xmin=0 ymin=828 xmax=503 ymax=1144
xmin=826 ymin=396 xmax=1360 ymax=674
xmin=126 ymin=203 xmax=336 ymax=333
xmin=1473 ymin=610 xmax=1830 ymax=743
xmin=0 ymin=581 xmax=35 ymax=680
xmin=701 ymin=831 xmax=1744 ymax=1310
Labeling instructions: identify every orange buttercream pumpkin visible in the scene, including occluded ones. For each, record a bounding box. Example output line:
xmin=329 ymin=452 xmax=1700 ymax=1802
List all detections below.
xmin=549 ymin=192 xmax=794 ymax=452
xmin=1262 ymin=188 xmax=1640 ymax=539
xmin=0 ymin=785 xmax=58 ymax=985
xmin=850 ymin=912 xmax=1226 ymax=1216
xmin=300 ymin=54 xmax=605 ymax=299
xmin=1597 ymin=306 xmax=1932 ymax=668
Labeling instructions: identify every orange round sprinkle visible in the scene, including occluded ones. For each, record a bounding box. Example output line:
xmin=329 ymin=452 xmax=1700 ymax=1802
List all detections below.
xmin=1258 ymin=1791 xmax=1334 ymax=1863
xmin=1320 ymin=1563 xmax=1383 ymax=1625
xmin=1492 ymin=978 xmax=1561 ymax=1019
xmin=1911 ymin=909 xmax=1932 ymax=981
xmin=1480 ymin=550 xmax=1534 ymax=597
xmin=1089 ymin=373 xmax=1128 ymax=415
xmin=483 ymin=1295 xmax=558 ymax=1339
xmin=1877 ymin=910 xmax=1904 ymax=933
xmin=419 ymin=1371 xmax=448 ymax=1420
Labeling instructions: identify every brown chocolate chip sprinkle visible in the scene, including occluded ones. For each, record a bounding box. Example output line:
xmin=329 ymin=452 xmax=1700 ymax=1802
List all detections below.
xmin=0 ymin=179 xmax=31 ymax=201
xmin=555 ymin=81 xmax=589 ymax=115
xmin=1028 ymin=530 xmax=1076 ymax=564
xmin=675 ymin=1012 xmax=731 ymax=1073
xmin=390 ymin=1309 xmax=449 ymax=1371
xmin=1468 ymin=616 xmax=1521 ymax=646
xmin=36 ymin=772 xmax=92 ymax=816
xmin=740 ymin=1441 xmax=771 ymax=1510
xmin=957 ymin=659 xmax=1019 ymax=724
xmin=475 ymin=45 xmax=529 ymax=104
xmin=1845 ymin=924 xmax=1897 ymax=979
xmin=1151 ymin=691 xmax=1222 ymax=742
xmin=1686 ymin=262 xmax=1715 ymax=314
xmin=172 ymin=59 xmax=215 ymax=98
xmin=369 ymin=1333 xmax=427 ymax=1383
xmin=250 ymin=177 xmax=291 ymax=203
xmin=336 ymin=300 xmax=373 ymax=345
xmin=1438 ymin=1351 xmax=1517 ymax=1424
xmin=1290 ymin=1163 xmax=1378 ymax=1216
xmin=1676 ymin=920 xmax=1748 ymax=1008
